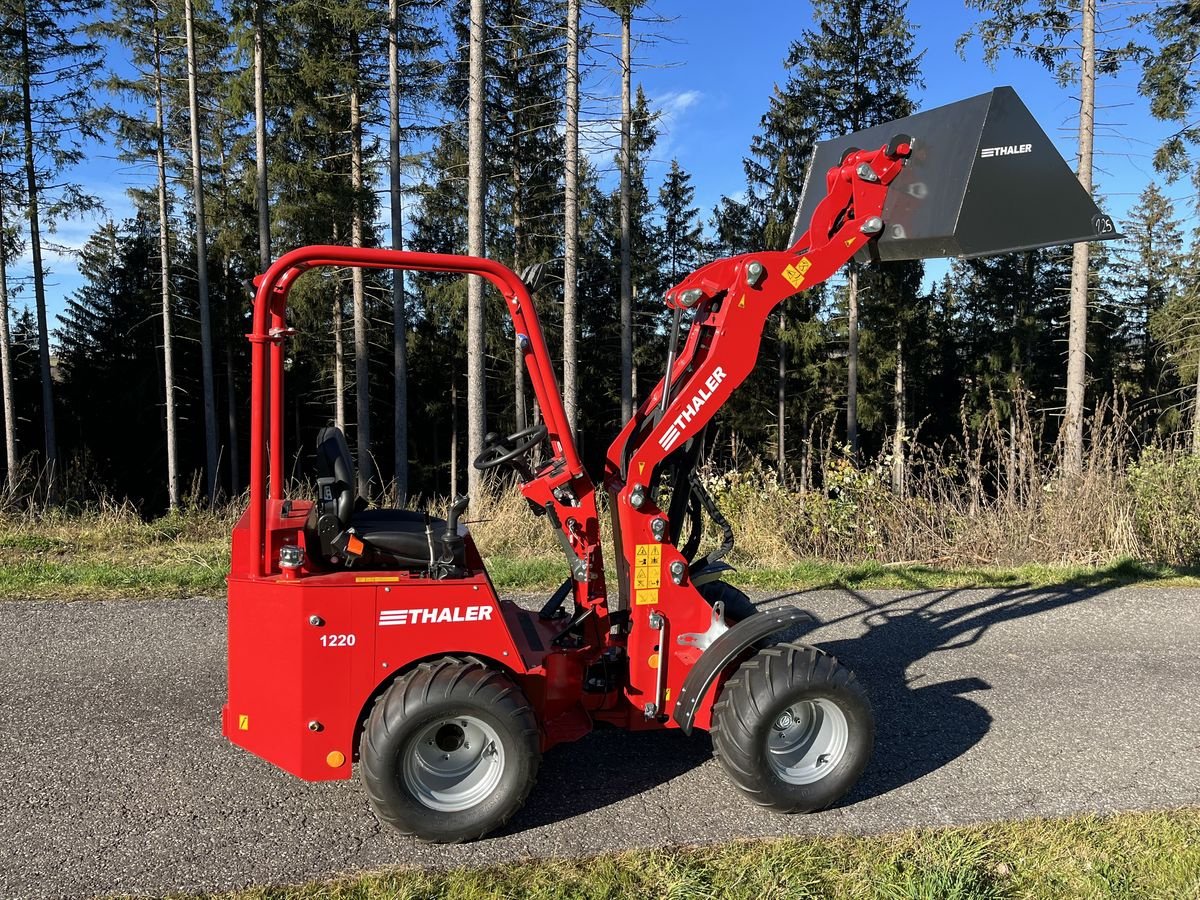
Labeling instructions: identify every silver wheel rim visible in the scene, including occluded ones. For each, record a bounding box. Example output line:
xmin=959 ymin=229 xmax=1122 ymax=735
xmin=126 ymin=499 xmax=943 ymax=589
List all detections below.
xmin=402 ymin=716 xmax=505 ymax=813
xmin=766 ymin=698 xmax=849 ymax=785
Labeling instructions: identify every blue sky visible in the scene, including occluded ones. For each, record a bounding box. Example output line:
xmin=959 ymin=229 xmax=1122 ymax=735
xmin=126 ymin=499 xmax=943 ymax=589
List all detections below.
xmin=13 ymin=0 xmax=1188 ymax=324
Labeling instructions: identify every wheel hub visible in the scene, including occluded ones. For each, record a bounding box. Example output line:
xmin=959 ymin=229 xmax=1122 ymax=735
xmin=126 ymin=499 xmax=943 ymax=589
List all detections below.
xmin=766 ymin=698 xmax=849 ymax=786
xmin=435 ymin=723 xmax=466 ymax=752
xmin=403 ymin=715 xmax=506 ymax=813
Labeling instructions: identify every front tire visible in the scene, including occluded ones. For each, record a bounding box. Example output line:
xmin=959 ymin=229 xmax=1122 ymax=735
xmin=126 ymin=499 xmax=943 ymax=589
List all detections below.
xmin=697 ymin=579 xmax=758 ymax=623
xmin=712 ymin=642 xmax=872 ymax=812
xmin=359 ymin=656 xmax=540 ymax=842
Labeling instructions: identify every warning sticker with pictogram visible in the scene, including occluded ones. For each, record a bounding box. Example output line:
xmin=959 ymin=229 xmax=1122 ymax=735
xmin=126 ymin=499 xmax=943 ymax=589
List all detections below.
xmin=633 ymin=543 xmax=662 ymax=596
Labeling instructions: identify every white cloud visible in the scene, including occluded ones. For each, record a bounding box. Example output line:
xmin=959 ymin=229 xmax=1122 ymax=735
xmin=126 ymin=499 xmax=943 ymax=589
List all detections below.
xmin=580 ymin=87 xmax=705 ymax=185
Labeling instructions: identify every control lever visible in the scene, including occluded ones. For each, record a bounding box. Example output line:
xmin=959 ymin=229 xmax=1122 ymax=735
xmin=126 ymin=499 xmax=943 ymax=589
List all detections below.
xmin=544 ymin=502 xmax=588 ymax=582
xmin=443 ymin=494 xmax=470 ymax=540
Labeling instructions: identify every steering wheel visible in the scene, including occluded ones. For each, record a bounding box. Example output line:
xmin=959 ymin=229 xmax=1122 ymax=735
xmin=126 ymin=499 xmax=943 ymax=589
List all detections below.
xmin=473 ymin=423 xmax=548 ymax=471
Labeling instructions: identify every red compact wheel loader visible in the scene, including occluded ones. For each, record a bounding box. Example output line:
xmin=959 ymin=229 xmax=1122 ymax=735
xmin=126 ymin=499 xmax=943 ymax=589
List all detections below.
xmin=223 ymin=88 xmax=1117 ymax=842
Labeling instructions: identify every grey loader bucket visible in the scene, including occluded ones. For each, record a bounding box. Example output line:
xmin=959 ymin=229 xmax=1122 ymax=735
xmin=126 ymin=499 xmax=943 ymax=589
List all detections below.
xmin=791 ymin=86 xmax=1119 ymax=261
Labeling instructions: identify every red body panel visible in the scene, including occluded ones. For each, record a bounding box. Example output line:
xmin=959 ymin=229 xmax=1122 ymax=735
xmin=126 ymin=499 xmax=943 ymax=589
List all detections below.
xmin=225 ymin=141 xmax=909 ymax=783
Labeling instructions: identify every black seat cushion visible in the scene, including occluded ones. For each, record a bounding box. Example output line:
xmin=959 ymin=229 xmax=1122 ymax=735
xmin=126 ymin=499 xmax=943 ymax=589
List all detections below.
xmin=309 ymin=426 xmax=466 ymax=572
xmin=350 ymin=509 xmax=466 ymax=570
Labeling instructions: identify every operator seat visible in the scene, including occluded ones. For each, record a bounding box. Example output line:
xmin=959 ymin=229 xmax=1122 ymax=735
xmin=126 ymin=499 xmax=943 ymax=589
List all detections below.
xmin=310 ymin=426 xmax=467 ymax=574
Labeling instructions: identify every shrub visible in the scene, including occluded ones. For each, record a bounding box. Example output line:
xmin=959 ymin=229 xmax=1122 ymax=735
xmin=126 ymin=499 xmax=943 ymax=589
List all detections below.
xmin=1128 ymin=449 xmax=1200 ymax=566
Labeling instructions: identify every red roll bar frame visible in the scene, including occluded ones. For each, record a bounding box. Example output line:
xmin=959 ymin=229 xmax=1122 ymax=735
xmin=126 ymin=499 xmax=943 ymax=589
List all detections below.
xmin=246 ymin=246 xmax=585 ymax=577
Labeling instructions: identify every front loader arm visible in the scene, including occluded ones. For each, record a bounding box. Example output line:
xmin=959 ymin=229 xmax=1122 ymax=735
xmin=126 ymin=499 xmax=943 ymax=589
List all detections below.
xmin=594 ymin=137 xmax=911 ymax=729
xmin=606 ymin=137 xmax=912 ymax=486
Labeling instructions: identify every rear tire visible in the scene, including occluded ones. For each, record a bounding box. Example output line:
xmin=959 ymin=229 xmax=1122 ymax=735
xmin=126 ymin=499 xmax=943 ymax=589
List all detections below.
xmin=359 ymin=656 xmax=540 ymax=842
xmin=712 ymin=642 xmax=872 ymax=812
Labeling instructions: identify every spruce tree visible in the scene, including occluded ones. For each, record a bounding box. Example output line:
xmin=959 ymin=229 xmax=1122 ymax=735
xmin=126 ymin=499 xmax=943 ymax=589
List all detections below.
xmin=1 ymin=0 xmax=103 ymax=498
xmin=1150 ymin=234 xmax=1200 ymax=451
xmin=745 ymin=0 xmax=922 ymax=459
xmin=960 ymin=0 xmax=1141 ymax=474
xmin=1140 ymin=1 xmax=1200 ymax=181
xmin=658 ymin=160 xmax=705 ymax=288
xmin=1115 ymin=184 xmax=1184 ymax=418
xmin=56 ymin=220 xmax=171 ymax=505
xmin=99 ymin=0 xmax=184 ymax=508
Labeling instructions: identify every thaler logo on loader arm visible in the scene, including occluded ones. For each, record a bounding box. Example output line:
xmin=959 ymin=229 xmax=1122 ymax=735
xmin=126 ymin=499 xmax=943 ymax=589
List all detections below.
xmin=659 ymin=367 xmax=727 ymax=452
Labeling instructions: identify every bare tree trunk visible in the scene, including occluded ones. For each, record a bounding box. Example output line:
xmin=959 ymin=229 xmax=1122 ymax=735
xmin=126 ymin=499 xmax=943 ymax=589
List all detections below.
xmin=846 ymin=265 xmax=859 ymax=455
xmin=801 ymin=420 xmax=811 ymax=493
xmin=184 ymin=0 xmax=220 ymax=504
xmin=349 ymin=40 xmax=373 ymax=499
xmin=153 ymin=28 xmax=179 ymax=511
xmin=388 ymin=0 xmax=408 ymax=505
xmin=1192 ymin=349 xmax=1200 ymax=455
xmin=450 ymin=377 xmax=459 ymax=496
xmin=333 ymin=287 xmax=346 ymax=431
xmin=225 ymin=337 xmax=240 ymax=494
xmin=562 ymin=0 xmax=580 ymax=435
xmin=1062 ymin=0 xmax=1096 ymax=477
xmin=777 ymin=309 xmax=786 ymax=476
xmin=0 ymin=196 xmax=16 ymax=492
xmin=254 ymin=0 xmax=270 ymax=272
xmin=891 ymin=332 xmax=905 ymax=495
xmin=467 ymin=0 xmax=486 ymax=504
xmin=19 ymin=14 xmax=57 ymax=498
xmin=618 ymin=10 xmax=633 ymax=423
xmin=511 ymin=93 xmax=527 ymax=433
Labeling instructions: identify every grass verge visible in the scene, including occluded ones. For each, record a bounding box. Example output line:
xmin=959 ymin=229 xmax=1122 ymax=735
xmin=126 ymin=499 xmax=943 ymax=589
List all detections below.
xmin=218 ymin=810 xmax=1200 ymax=899
xmin=1 ymin=548 xmax=1197 ymax=601
xmin=2 ymin=502 xmax=1197 ymax=601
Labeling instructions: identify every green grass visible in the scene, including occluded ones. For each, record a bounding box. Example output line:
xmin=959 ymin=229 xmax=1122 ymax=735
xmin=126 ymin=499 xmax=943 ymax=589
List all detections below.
xmin=2 ymin=550 xmax=1197 ymax=601
xmin=0 ymin=510 xmax=231 ymax=600
xmin=1 ymin=506 xmax=1196 ymax=601
xmin=214 ymin=810 xmax=1200 ymax=899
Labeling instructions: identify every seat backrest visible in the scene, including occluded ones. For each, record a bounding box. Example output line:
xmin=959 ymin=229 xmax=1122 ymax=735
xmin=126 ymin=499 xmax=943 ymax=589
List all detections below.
xmin=315 ymin=426 xmax=355 ymax=527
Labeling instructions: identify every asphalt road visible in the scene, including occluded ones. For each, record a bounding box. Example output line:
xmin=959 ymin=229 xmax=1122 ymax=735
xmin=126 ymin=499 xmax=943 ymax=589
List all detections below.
xmin=3 ymin=581 xmax=1200 ymax=899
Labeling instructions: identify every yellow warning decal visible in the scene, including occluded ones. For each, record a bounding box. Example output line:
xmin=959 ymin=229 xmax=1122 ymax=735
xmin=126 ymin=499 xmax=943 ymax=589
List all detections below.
xmin=737 ymin=293 xmax=746 ymax=308
xmin=638 ymin=461 xmax=646 ymax=475
xmin=238 ymin=714 xmax=249 ymax=731
xmin=782 ymin=264 xmax=804 ymax=288
xmin=355 ymin=576 xmax=401 ymax=583
xmin=844 ymin=237 xmax=857 ymax=247
xmin=796 ymin=256 xmax=813 ymax=275
xmin=635 ymin=588 xmax=659 ymax=606
xmin=633 ymin=543 xmax=662 ymax=593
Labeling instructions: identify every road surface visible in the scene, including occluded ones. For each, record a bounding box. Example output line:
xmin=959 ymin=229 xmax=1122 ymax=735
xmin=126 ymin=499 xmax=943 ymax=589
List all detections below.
xmin=2 ymin=581 xmax=1199 ymax=898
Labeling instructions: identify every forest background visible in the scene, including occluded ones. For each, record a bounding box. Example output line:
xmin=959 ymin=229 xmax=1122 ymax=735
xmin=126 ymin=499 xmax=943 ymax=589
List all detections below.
xmin=3 ymin=0 xmax=1200 ymax=583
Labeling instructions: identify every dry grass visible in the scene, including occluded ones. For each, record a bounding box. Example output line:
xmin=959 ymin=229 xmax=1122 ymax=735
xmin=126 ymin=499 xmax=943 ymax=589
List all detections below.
xmin=2 ymin=397 xmax=1197 ymax=600
xmin=691 ymin=396 xmax=1200 ymax=572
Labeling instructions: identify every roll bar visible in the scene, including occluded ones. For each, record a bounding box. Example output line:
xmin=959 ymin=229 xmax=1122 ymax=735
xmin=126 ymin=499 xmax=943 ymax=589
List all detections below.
xmin=246 ymin=245 xmax=581 ymax=576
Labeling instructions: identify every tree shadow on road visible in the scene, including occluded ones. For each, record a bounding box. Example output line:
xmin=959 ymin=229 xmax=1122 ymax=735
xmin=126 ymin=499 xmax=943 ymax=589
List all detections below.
xmin=766 ymin=566 xmax=1137 ymax=805
xmin=502 ymin=566 xmax=1134 ymax=834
